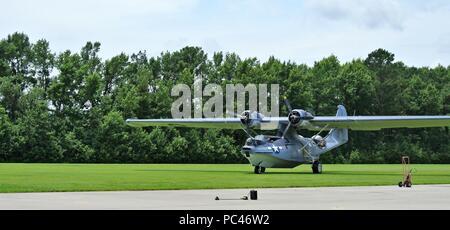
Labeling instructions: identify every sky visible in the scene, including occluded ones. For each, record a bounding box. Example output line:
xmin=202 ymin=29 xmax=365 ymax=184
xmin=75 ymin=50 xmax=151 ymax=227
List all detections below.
xmin=1 ymin=0 xmax=449 ymax=67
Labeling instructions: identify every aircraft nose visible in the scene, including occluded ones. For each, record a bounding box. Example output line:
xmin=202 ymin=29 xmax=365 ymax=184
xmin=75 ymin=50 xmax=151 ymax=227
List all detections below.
xmin=241 ymin=146 xmax=254 ymax=158
xmin=241 ymin=146 xmax=254 ymax=152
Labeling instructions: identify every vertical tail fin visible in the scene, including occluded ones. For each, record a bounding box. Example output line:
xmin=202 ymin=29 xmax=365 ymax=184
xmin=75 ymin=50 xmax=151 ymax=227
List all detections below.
xmin=336 ymin=105 xmax=347 ymax=117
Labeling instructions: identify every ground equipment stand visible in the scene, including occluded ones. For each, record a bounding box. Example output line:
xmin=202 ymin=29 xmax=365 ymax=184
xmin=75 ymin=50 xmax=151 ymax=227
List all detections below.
xmin=398 ymin=156 xmax=412 ymax=187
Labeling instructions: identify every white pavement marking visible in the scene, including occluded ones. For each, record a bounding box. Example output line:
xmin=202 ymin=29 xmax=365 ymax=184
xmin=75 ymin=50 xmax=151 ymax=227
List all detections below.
xmin=0 ymin=185 xmax=450 ymax=210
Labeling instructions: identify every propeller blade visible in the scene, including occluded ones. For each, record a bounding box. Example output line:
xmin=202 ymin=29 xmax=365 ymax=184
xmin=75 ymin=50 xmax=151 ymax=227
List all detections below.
xmin=282 ymin=99 xmax=294 ymax=139
xmin=242 ymin=126 xmax=254 ymax=139
xmin=284 ymin=98 xmax=293 ymax=113
xmin=281 ymin=122 xmax=291 ymax=139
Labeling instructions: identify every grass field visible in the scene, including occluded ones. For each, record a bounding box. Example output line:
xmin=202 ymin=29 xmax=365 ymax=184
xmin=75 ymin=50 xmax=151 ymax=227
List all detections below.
xmin=0 ymin=164 xmax=450 ymax=193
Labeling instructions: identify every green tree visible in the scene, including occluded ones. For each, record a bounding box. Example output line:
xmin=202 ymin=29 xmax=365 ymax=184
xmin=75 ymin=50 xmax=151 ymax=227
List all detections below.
xmin=15 ymin=92 xmax=63 ymax=162
xmin=0 ymin=106 xmax=16 ymax=161
xmin=0 ymin=77 xmax=22 ymax=120
xmin=1 ymin=32 xmax=450 ymax=164
xmin=404 ymin=75 xmax=443 ymax=115
xmin=365 ymin=49 xmax=406 ymax=115
xmin=311 ymin=55 xmax=341 ymax=115
xmin=335 ymin=60 xmax=376 ymax=115
xmin=31 ymin=39 xmax=54 ymax=92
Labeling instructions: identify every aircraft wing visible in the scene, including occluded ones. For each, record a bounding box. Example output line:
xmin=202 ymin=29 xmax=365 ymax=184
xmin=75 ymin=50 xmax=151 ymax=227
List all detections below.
xmin=307 ymin=116 xmax=450 ymax=131
xmin=126 ymin=115 xmax=450 ymax=131
xmin=126 ymin=117 xmax=288 ymax=130
xmin=126 ymin=118 xmax=244 ymax=129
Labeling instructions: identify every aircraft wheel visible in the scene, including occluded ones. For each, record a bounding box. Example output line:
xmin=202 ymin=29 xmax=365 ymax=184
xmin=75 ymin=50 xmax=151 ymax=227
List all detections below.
xmin=260 ymin=167 xmax=266 ymax=173
xmin=398 ymin=182 xmax=403 ymax=187
xmin=312 ymin=161 xmax=322 ymax=174
xmin=254 ymin=166 xmax=262 ymax=174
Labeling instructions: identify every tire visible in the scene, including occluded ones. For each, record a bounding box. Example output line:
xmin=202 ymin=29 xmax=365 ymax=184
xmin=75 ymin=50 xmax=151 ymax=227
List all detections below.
xmin=312 ymin=161 xmax=322 ymax=174
xmin=406 ymin=182 xmax=412 ymax=188
xmin=254 ymin=166 xmax=262 ymax=174
xmin=398 ymin=182 xmax=403 ymax=187
xmin=260 ymin=167 xmax=266 ymax=173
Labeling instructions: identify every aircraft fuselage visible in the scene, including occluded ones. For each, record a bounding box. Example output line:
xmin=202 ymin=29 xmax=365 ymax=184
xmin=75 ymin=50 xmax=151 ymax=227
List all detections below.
xmin=241 ymin=135 xmax=310 ymax=168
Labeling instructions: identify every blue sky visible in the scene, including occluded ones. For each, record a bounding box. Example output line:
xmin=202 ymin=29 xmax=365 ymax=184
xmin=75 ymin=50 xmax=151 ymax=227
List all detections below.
xmin=1 ymin=0 xmax=449 ymax=67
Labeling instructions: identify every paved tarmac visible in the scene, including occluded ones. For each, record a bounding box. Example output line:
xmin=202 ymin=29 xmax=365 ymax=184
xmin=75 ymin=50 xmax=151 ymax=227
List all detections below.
xmin=0 ymin=185 xmax=449 ymax=210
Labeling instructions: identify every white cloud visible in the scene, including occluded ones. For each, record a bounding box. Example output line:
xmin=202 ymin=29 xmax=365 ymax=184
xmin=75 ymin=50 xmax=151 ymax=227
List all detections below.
xmin=304 ymin=0 xmax=405 ymax=30
xmin=1 ymin=0 xmax=200 ymax=58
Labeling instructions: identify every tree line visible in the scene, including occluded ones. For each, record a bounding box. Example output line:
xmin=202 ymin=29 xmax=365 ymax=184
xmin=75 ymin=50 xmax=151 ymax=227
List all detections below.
xmin=0 ymin=32 xmax=449 ymax=163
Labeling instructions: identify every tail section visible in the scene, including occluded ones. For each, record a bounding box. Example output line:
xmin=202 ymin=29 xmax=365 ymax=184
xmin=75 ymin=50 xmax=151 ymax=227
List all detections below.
xmin=323 ymin=105 xmax=349 ymax=151
xmin=336 ymin=105 xmax=347 ymax=117
xmin=307 ymin=105 xmax=350 ymax=159
xmin=304 ymin=105 xmax=350 ymax=160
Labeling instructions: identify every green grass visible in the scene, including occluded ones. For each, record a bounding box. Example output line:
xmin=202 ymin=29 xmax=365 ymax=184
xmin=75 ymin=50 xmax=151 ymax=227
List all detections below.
xmin=0 ymin=164 xmax=449 ymax=193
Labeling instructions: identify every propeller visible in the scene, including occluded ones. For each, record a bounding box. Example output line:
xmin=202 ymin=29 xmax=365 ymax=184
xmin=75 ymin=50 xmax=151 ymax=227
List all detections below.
xmin=240 ymin=111 xmax=251 ymax=126
xmin=281 ymin=99 xmax=314 ymax=139
xmin=281 ymin=99 xmax=294 ymax=139
xmin=223 ymin=109 xmax=255 ymax=140
xmin=235 ymin=110 xmax=263 ymax=140
xmin=239 ymin=111 xmax=255 ymax=139
xmin=281 ymin=99 xmax=301 ymax=139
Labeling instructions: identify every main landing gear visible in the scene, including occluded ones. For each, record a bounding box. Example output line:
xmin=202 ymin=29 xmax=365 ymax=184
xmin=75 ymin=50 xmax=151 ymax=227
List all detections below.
xmin=312 ymin=161 xmax=322 ymax=174
xmin=254 ymin=166 xmax=266 ymax=174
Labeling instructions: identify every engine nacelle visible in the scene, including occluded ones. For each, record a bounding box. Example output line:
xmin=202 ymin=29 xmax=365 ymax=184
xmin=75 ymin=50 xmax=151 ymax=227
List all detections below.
xmin=240 ymin=110 xmax=264 ymax=128
xmin=288 ymin=109 xmax=314 ymax=126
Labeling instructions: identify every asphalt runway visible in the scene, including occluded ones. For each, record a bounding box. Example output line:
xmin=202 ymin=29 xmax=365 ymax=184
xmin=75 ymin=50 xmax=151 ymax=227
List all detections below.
xmin=0 ymin=185 xmax=450 ymax=210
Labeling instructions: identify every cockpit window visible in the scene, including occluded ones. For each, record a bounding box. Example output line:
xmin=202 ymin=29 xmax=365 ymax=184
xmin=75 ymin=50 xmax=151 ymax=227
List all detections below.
xmin=255 ymin=140 xmax=264 ymax=145
xmin=268 ymin=137 xmax=280 ymax=142
xmin=245 ymin=138 xmax=265 ymax=146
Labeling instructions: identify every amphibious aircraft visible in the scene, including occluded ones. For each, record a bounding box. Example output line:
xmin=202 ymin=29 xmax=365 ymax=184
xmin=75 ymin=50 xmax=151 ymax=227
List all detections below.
xmin=126 ymin=103 xmax=450 ymax=174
